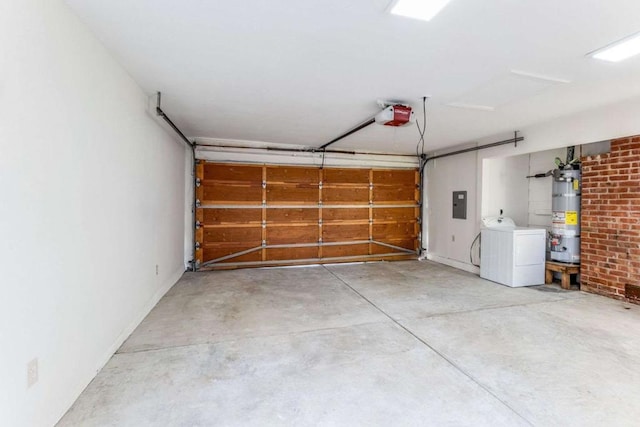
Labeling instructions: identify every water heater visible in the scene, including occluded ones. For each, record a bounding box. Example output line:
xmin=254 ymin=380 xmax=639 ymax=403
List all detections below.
xmin=550 ymin=167 xmax=581 ymax=263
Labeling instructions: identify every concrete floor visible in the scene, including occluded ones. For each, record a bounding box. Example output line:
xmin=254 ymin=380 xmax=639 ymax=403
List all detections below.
xmin=59 ymin=260 xmax=640 ymax=426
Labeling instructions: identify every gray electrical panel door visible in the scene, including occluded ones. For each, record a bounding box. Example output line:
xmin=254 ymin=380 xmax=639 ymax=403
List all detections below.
xmin=452 ymin=191 xmax=467 ymax=219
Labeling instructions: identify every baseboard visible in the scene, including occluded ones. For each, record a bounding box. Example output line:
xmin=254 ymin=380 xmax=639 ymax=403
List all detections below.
xmin=426 ymin=253 xmax=480 ymax=275
xmin=54 ymin=266 xmax=185 ymax=425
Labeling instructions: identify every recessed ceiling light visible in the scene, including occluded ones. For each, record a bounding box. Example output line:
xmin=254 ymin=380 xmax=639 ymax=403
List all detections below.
xmin=389 ymin=0 xmax=452 ymax=22
xmin=591 ymin=32 xmax=640 ymax=62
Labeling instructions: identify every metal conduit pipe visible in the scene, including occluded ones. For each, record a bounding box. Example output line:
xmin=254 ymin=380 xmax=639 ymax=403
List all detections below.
xmin=423 ymin=132 xmax=523 ymax=164
xmin=194 ymin=142 xmax=418 ymax=158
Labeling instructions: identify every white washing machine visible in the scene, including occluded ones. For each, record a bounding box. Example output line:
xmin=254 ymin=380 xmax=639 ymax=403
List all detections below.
xmin=480 ymin=217 xmax=546 ymax=287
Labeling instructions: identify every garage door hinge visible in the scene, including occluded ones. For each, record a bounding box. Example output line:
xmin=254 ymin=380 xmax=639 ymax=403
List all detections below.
xmin=196 ymin=199 xmax=201 ymax=208
xmin=195 ymin=242 xmax=201 ymax=249
xmin=318 ymin=219 xmax=323 ymax=226
xmin=262 ymin=221 xmax=266 ymax=228
xmin=195 ymin=178 xmax=201 ymax=187
xmin=262 ymin=180 xmax=266 ymax=189
xmin=262 ymin=240 xmax=267 ymax=247
xmin=195 ymin=221 xmax=202 ymax=229
xmin=319 ymin=182 xmax=323 ymax=189
xmin=369 ymin=184 xmax=374 ymax=190
xmin=318 ymin=238 xmax=323 ymax=243
xmin=416 ymin=217 xmax=421 ymax=224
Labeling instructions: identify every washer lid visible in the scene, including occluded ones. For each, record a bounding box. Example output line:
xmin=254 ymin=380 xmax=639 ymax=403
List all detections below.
xmin=482 ymin=216 xmax=516 ymax=228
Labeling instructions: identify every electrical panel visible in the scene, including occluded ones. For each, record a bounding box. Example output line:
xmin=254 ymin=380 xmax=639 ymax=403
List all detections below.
xmin=452 ymin=191 xmax=467 ymax=219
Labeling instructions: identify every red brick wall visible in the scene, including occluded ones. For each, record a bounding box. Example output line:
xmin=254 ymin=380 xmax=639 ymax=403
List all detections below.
xmin=580 ymin=136 xmax=640 ymax=302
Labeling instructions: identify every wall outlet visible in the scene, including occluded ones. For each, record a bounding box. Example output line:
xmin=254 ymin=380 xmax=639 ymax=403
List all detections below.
xmin=155 ymin=264 xmax=159 ymax=275
xmin=27 ymin=358 xmax=38 ymax=388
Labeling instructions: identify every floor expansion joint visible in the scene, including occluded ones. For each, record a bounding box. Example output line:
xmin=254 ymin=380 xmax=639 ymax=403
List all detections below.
xmin=323 ymin=265 xmax=535 ymax=427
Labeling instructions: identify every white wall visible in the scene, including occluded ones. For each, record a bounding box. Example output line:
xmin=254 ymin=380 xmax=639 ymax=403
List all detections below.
xmin=0 ymin=1 xmax=188 ymax=426
xmin=481 ymin=155 xmax=530 ymax=226
xmin=426 ymin=96 xmax=640 ymax=272
xmin=425 ymin=150 xmax=479 ymax=271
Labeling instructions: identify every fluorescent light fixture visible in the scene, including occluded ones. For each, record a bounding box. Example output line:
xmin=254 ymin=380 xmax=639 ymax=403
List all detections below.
xmin=389 ymin=0 xmax=452 ymax=22
xmin=445 ymin=102 xmax=494 ymax=112
xmin=591 ymin=32 xmax=640 ymax=62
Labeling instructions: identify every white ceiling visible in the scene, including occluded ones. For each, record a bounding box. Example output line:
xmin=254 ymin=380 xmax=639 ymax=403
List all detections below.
xmin=65 ymin=0 xmax=640 ymax=154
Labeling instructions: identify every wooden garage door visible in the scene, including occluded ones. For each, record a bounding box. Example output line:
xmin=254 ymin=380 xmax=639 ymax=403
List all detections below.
xmin=195 ymin=162 xmax=419 ymax=270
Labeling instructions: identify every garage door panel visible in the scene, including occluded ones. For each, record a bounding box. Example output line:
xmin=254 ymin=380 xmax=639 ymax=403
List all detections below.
xmin=267 ymin=167 xmax=318 ymax=184
xmin=322 ymin=244 xmax=369 ymax=258
xmin=200 ymin=208 xmax=262 ymax=224
xmin=322 ymin=187 xmax=369 ymax=204
xmin=372 ymin=169 xmax=416 ymax=185
xmin=199 ymin=184 xmax=262 ymax=204
xmin=267 ymin=247 xmax=318 ymax=261
xmin=373 ymin=207 xmax=417 ymax=222
xmin=372 ymin=186 xmax=416 ymax=203
xmin=267 ymin=224 xmax=319 ymax=244
xmin=202 ymin=163 xmax=263 ymax=182
xmin=323 ymin=207 xmax=369 ymax=221
xmin=202 ymin=246 xmax=262 ymax=263
xmin=372 ymin=239 xmax=416 ymax=254
xmin=267 ymin=185 xmax=318 ymax=204
xmin=203 ymin=226 xmax=262 ymax=243
xmin=267 ymin=208 xmax=318 ymax=223
xmin=373 ymin=222 xmax=417 ymax=240
xmin=323 ymin=224 xmax=369 ymax=242
xmin=195 ymin=162 xmax=418 ymax=269
xmin=323 ymin=168 xmax=369 ymax=184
